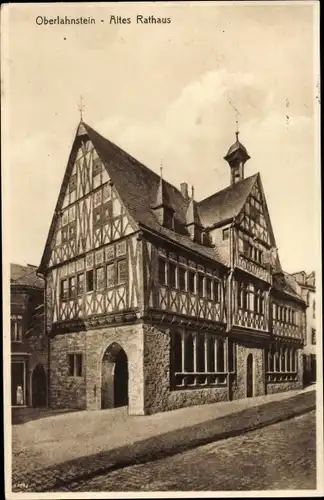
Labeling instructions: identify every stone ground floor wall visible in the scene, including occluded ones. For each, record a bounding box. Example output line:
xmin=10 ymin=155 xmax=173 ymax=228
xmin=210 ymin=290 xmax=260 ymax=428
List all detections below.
xmin=50 ymin=324 xmax=144 ymax=415
xmin=231 ymin=341 xmax=266 ymax=400
xmin=49 ymin=323 xmax=304 ymax=415
xmin=143 ymin=324 xmax=229 ymax=415
xmin=266 ymin=348 xmax=304 ymax=394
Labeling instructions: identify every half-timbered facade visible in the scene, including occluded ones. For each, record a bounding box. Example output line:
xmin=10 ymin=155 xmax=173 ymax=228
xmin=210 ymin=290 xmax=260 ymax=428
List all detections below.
xmin=38 ymin=121 xmax=305 ymax=415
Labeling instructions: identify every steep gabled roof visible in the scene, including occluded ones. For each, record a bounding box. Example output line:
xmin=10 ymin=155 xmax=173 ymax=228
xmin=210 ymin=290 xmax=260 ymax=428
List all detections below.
xmin=198 ymin=174 xmax=259 ymax=228
xmin=11 ymin=263 xmax=44 ymax=289
xmin=39 ymin=122 xmax=229 ymax=272
xmin=84 ymin=124 xmax=228 ymax=266
xmin=292 ymin=270 xmax=316 ymax=289
xmin=273 ymin=271 xmax=305 ymax=303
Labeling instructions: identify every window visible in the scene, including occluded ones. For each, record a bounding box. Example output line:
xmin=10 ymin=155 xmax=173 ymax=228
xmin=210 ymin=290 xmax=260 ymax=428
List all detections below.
xmin=158 ymin=259 xmax=166 ymax=285
xmin=291 ymin=310 xmax=295 ymax=325
xmin=96 ymin=267 xmax=105 ymax=290
xmin=69 ymin=174 xmax=77 ymax=192
xmin=105 ymin=245 xmax=114 ymax=261
xmin=94 ymin=190 xmax=102 ymax=207
xmin=77 ymin=273 xmax=84 ymax=295
xmin=196 ymin=334 xmax=205 ymax=372
xmin=179 ymin=267 xmax=186 ymax=291
xmin=11 ymin=315 xmax=23 ymax=342
xmin=216 ymin=338 xmax=225 ymax=372
xmin=103 ymin=203 xmax=111 ymax=223
xmin=188 ymin=271 xmax=195 ymax=294
xmin=311 ymin=329 xmax=316 ymax=345
xmin=275 ymin=350 xmax=280 ymax=372
xmin=207 ymin=337 xmax=215 ymax=372
xmin=116 ymin=241 xmax=127 ymax=257
xmin=197 ymin=274 xmax=204 ymax=297
xmin=214 ymin=280 xmax=220 ymax=302
xmin=250 ymin=205 xmax=261 ymax=223
xmin=173 ymin=332 xmax=182 ymax=373
xmin=60 ymin=279 xmax=68 ymax=300
xmin=253 ymin=289 xmax=264 ymax=315
xmin=238 ymin=282 xmax=249 ymax=310
xmin=184 ymin=334 xmax=194 ymax=372
xmin=312 ymin=300 xmax=315 ymax=319
xmin=266 ymin=345 xmax=298 ymax=382
xmin=69 ymin=224 xmax=76 ymax=239
xmin=169 ymin=262 xmax=177 ymax=288
xmin=172 ymin=332 xmax=229 ymax=389
xmin=260 ymin=250 xmax=263 ymax=263
xmin=95 ymin=211 xmax=101 ymax=224
xmin=62 ymin=227 xmax=69 ymax=243
xmin=68 ymin=354 xmax=83 ymax=377
xmin=223 ymin=228 xmax=229 ymax=241
xmin=228 ymin=339 xmax=235 ymax=373
xmin=243 ymin=239 xmax=250 ymax=257
xmin=206 ymin=277 xmax=212 ymax=300
xmin=106 ymin=263 xmax=115 ymax=288
xmin=117 ymin=259 xmax=127 ymax=284
xmin=103 ymin=184 xmax=111 ymax=201
xmin=86 ymin=270 xmax=94 ymax=292
xmin=69 ymin=276 xmax=76 ymax=298
xmin=93 ymin=159 xmax=102 ymax=177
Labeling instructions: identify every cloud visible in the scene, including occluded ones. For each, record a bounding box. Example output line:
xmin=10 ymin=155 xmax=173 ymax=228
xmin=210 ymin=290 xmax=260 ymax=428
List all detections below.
xmin=94 ymin=69 xmax=316 ymax=272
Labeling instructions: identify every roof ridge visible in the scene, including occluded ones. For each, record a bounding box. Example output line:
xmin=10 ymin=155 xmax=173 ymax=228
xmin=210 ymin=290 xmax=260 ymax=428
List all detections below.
xmin=198 ymin=173 xmax=258 ymax=206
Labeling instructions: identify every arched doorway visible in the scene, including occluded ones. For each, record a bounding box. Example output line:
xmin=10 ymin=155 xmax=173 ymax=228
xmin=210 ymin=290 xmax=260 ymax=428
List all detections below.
xmin=246 ymin=354 xmax=253 ymax=398
xmin=32 ymin=364 xmax=47 ymax=407
xmin=101 ymin=343 xmax=128 ymax=409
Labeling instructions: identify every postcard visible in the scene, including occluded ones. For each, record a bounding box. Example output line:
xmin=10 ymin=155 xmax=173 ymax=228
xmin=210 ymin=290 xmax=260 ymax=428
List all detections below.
xmin=1 ymin=1 xmax=322 ymax=498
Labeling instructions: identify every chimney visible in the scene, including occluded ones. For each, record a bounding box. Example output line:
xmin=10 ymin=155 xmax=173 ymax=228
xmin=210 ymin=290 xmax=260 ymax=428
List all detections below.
xmin=180 ymin=182 xmax=189 ymax=199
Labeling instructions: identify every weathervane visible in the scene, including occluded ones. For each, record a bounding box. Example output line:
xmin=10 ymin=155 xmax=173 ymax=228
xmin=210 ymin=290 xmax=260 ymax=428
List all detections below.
xmin=228 ymin=99 xmax=241 ymax=140
xmin=78 ymin=95 xmax=85 ymax=122
xmin=160 ymin=159 xmax=163 ymax=179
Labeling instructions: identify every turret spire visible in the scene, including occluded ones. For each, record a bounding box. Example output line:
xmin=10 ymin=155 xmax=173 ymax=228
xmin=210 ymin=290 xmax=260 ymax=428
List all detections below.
xmin=78 ymin=95 xmax=85 ymax=122
xmin=151 ymin=162 xmax=175 ymax=228
xmin=186 ymin=185 xmax=203 ymax=242
xmin=224 ymin=128 xmax=250 ymax=186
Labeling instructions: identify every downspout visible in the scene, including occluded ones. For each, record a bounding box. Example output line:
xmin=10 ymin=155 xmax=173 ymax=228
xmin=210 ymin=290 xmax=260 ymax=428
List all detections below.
xmin=37 ymin=270 xmax=50 ymax=408
xmin=226 ymin=218 xmax=236 ymax=401
xmin=226 ymin=218 xmax=236 ymax=333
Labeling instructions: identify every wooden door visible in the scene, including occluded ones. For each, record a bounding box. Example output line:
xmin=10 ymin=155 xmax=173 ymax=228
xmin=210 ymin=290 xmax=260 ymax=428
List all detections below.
xmin=246 ymin=354 xmax=253 ymax=398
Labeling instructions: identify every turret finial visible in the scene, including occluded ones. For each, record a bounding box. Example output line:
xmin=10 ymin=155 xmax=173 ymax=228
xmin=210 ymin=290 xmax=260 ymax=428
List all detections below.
xmin=78 ymin=95 xmax=85 ymax=122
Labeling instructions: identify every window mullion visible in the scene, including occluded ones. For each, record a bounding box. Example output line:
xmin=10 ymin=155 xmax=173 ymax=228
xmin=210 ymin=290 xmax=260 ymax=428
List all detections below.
xmin=193 ymin=333 xmax=197 ymax=373
xmin=214 ymin=337 xmax=218 ymax=373
xmin=181 ymin=331 xmax=185 ymax=373
xmin=204 ymin=335 xmax=208 ymax=374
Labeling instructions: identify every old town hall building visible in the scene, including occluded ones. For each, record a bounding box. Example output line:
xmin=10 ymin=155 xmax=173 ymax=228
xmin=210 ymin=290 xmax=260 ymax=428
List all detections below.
xmin=38 ymin=121 xmax=306 ymax=415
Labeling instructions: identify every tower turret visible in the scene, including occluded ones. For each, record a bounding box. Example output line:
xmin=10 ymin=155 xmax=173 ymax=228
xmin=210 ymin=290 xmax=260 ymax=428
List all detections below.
xmin=224 ymin=131 xmax=250 ymax=185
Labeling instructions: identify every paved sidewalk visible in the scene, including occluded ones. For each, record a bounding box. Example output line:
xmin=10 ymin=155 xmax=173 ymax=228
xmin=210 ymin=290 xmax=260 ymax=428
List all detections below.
xmin=11 ymin=387 xmax=315 ymax=493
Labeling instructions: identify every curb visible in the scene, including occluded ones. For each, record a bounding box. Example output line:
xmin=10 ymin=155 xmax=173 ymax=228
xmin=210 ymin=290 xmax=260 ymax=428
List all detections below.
xmin=12 ymin=390 xmax=316 ymax=493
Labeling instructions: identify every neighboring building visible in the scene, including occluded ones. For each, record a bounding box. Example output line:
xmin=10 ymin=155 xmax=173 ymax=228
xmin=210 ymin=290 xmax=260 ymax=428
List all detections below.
xmin=292 ymin=271 xmax=316 ymax=383
xmin=10 ymin=263 xmax=48 ymax=407
xmin=38 ymin=121 xmax=306 ymax=415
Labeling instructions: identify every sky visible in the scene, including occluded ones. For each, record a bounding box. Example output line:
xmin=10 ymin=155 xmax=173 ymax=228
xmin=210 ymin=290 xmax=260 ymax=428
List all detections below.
xmin=4 ymin=1 xmax=320 ymax=275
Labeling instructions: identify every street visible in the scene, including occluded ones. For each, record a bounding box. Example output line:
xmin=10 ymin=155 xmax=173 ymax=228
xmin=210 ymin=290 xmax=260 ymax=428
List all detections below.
xmin=56 ymin=410 xmax=316 ymax=492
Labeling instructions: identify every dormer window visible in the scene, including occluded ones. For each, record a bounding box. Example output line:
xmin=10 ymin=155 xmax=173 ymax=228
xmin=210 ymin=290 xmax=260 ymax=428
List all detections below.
xmin=223 ymin=228 xmax=230 ymax=241
xmin=164 ymin=210 xmax=174 ymax=230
